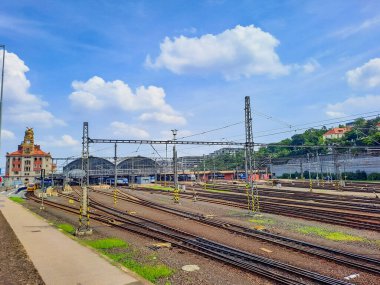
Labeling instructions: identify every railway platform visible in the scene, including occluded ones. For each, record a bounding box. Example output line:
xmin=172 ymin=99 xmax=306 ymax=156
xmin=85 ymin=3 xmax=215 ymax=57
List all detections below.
xmin=0 ymin=195 xmax=147 ymax=285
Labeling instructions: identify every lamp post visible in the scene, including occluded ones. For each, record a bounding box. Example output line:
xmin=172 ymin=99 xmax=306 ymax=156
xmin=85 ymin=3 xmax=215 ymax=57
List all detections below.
xmin=0 ymin=45 xmax=5 ymax=155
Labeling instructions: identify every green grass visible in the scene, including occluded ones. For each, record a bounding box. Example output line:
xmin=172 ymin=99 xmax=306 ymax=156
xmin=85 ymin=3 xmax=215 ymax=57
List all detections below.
xmin=57 ymin=223 xmax=75 ymax=234
xmin=9 ymin=197 xmax=25 ymax=204
xmin=140 ymin=185 xmax=173 ymax=191
xmin=297 ymin=226 xmax=364 ymax=242
xmin=84 ymin=237 xmax=173 ymax=283
xmin=119 ymin=257 xmax=173 ymax=283
xmin=249 ymin=217 xmax=276 ymax=225
xmin=203 ymin=188 xmax=232 ymax=194
xmin=84 ymin=238 xmax=128 ymax=249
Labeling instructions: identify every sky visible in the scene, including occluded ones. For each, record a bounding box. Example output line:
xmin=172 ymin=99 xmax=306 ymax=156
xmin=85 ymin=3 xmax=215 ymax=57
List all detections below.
xmin=1 ymin=0 xmax=380 ymax=171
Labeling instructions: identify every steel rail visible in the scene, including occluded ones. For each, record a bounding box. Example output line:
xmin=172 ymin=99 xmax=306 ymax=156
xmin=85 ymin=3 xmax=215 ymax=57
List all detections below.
xmin=91 ymin=188 xmax=380 ymax=274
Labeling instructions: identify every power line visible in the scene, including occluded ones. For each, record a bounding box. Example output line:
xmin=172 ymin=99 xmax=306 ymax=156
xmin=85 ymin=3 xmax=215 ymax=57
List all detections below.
xmin=177 ymin=121 xmax=244 ymax=140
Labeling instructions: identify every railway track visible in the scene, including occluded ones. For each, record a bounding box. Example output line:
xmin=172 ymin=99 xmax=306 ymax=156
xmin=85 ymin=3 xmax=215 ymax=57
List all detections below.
xmin=26 ymin=191 xmax=355 ymax=285
xmin=274 ymin=180 xmax=380 ymax=193
xmin=89 ymin=187 xmax=380 ymax=276
xmin=132 ymin=186 xmax=380 ymax=231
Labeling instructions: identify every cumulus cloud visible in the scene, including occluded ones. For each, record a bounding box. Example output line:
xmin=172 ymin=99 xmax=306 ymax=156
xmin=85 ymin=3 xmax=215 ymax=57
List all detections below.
xmin=110 ymin=121 xmax=150 ymax=139
xmin=2 ymin=51 xmax=65 ymax=127
xmin=56 ymin=135 xmax=80 ymax=146
xmin=69 ymin=76 xmax=186 ymax=124
xmin=1 ymin=129 xmax=15 ymax=140
xmin=326 ymin=95 xmax=380 ymax=118
xmin=301 ymin=59 xmax=320 ymax=74
xmin=292 ymin=59 xmax=320 ymax=74
xmin=139 ymin=112 xmax=186 ymax=125
xmin=146 ymin=25 xmax=289 ymax=79
xmin=346 ymin=58 xmax=380 ymax=89
xmin=36 ymin=135 xmax=80 ymax=150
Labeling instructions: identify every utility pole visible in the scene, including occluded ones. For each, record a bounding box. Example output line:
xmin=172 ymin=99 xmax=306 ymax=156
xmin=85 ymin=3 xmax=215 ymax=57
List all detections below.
xmin=113 ymin=143 xmax=117 ymax=205
xmin=316 ymin=151 xmax=320 ymax=186
xmin=244 ymin=96 xmax=258 ymax=214
xmin=131 ymin=157 xmax=134 ymax=188
xmin=76 ymin=122 xmax=92 ymax=235
xmin=172 ymin=129 xmax=178 ymax=188
xmin=164 ymin=144 xmax=167 ymax=186
xmin=307 ymin=153 xmax=312 ymax=192
xmin=40 ymin=169 xmax=45 ymax=210
xmin=0 ymin=45 xmax=5 ymax=154
xmin=172 ymin=129 xmax=179 ymax=203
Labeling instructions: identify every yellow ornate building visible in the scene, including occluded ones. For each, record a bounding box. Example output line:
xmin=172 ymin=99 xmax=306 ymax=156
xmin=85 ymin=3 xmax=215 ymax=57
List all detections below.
xmin=5 ymin=128 xmax=53 ymax=185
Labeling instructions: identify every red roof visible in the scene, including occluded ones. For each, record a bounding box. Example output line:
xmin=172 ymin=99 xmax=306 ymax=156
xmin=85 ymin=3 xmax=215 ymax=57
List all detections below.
xmin=323 ymin=127 xmax=350 ymax=136
xmin=6 ymin=145 xmax=50 ymax=157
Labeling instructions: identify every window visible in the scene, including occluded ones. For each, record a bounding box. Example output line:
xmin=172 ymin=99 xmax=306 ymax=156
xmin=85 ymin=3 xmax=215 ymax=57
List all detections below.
xmin=24 ymin=166 xmax=30 ymax=172
xmin=14 ymin=171 xmax=19 ymax=175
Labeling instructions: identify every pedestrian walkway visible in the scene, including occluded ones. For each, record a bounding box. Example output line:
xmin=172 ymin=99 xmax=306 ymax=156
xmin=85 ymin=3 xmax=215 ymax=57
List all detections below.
xmin=0 ymin=195 xmax=148 ymax=285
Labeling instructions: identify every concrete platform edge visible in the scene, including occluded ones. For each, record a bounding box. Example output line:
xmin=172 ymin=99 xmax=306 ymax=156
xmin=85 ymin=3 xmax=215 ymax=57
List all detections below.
xmin=2 ymin=196 xmax=152 ymax=285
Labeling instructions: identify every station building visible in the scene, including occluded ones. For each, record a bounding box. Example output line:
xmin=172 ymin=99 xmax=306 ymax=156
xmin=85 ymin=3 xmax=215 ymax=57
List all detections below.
xmin=5 ymin=128 xmax=53 ymax=185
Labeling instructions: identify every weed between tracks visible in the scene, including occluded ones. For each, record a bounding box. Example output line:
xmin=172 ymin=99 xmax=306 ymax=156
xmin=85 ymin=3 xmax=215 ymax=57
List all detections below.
xmin=296 ymin=226 xmax=365 ymax=242
xmin=9 ymin=197 xmax=25 ymax=204
xmin=57 ymin=223 xmax=75 ymax=234
xmin=249 ymin=217 xmax=276 ymax=225
xmin=83 ymin=238 xmax=173 ymax=283
xmin=140 ymin=185 xmax=173 ymax=191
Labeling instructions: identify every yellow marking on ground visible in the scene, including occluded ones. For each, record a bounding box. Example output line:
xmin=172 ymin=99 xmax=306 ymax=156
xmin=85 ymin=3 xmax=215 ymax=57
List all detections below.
xmin=260 ymin=248 xmax=273 ymax=253
xmin=253 ymin=225 xmax=266 ymax=231
xmin=151 ymin=242 xmax=171 ymax=249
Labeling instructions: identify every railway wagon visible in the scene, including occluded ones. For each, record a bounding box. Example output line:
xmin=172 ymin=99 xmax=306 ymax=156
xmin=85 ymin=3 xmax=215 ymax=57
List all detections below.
xmin=105 ymin=178 xmax=129 ymax=186
xmin=26 ymin=183 xmax=37 ymax=192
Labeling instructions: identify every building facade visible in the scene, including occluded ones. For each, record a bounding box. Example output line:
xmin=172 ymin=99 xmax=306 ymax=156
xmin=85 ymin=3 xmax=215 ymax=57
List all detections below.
xmin=5 ymin=128 xmax=53 ymax=185
xmin=322 ymin=127 xmax=350 ymax=140
xmin=209 ymin=147 xmax=244 ymax=157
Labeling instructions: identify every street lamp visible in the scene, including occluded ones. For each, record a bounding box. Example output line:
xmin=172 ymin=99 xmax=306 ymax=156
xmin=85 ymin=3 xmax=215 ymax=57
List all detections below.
xmin=0 ymin=45 xmax=5 ymax=158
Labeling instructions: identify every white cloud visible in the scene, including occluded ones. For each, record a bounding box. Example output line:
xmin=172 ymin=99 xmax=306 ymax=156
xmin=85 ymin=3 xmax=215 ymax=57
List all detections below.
xmin=110 ymin=121 xmax=150 ymax=139
xmin=1 ymin=129 xmax=15 ymax=140
xmin=38 ymin=135 xmax=80 ymax=147
xmin=139 ymin=112 xmax=187 ymax=125
xmin=332 ymin=16 xmax=380 ymax=39
xmin=69 ymin=76 xmax=186 ymax=124
xmin=301 ymin=59 xmax=320 ymax=74
xmin=292 ymin=59 xmax=320 ymax=74
xmin=56 ymin=135 xmax=80 ymax=147
xmin=2 ymin=51 xmax=65 ymax=127
xmin=326 ymin=95 xmax=380 ymax=118
xmin=146 ymin=25 xmax=289 ymax=79
xmin=346 ymin=58 xmax=380 ymax=89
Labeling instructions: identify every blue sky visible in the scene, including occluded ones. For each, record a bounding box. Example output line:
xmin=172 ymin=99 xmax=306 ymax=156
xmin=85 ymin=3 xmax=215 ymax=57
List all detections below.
xmin=1 ymin=0 xmax=380 ymax=170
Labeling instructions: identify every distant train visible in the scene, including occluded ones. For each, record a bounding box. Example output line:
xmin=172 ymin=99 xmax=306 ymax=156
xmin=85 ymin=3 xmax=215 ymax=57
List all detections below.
xmin=104 ymin=178 xmax=129 ymax=186
xmin=27 ymin=183 xmax=37 ymax=192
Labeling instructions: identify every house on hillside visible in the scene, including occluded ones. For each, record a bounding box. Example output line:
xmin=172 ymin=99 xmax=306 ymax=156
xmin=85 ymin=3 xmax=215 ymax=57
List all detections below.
xmin=377 ymin=122 xmax=380 ymax=131
xmin=322 ymin=127 xmax=350 ymax=140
